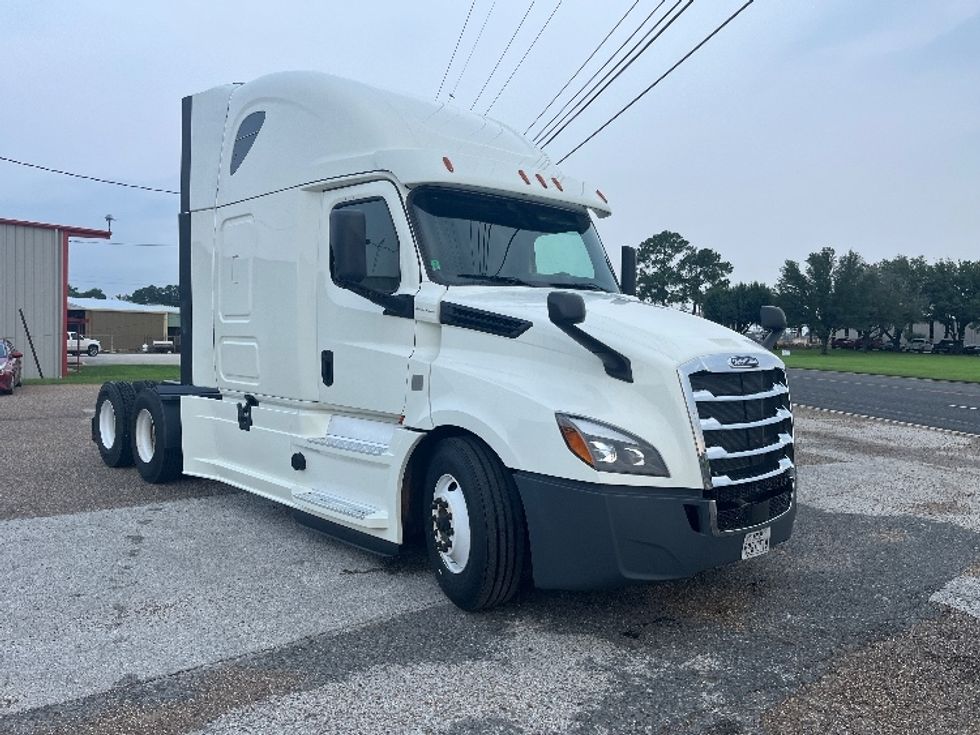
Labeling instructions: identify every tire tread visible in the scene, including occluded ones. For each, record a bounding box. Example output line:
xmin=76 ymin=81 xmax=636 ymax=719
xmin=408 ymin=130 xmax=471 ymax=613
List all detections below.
xmin=427 ymin=436 xmax=526 ymax=610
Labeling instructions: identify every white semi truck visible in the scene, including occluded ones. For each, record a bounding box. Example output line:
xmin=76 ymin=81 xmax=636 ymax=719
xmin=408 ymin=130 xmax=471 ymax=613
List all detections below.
xmin=92 ymin=72 xmax=796 ymax=610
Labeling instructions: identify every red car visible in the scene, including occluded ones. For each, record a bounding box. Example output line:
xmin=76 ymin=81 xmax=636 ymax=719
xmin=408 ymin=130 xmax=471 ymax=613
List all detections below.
xmin=0 ymin=338 xmax=24 ymax=394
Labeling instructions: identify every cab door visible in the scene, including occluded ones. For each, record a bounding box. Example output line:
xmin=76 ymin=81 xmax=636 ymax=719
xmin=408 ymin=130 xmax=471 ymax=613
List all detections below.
xmin=317 ymin=181 xmax=419 ymax=416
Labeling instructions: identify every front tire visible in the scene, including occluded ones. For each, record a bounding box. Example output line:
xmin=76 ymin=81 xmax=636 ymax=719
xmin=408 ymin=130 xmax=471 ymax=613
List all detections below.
xmin=87 ymin=344 xmax=100 ymax=357
xmin=130 ymin=388 xmax=183 ymax=483
xmin=94 ymin=382 xmax=136 ymax=467
xmin=423 ymin=437 xmax=527 ymax=611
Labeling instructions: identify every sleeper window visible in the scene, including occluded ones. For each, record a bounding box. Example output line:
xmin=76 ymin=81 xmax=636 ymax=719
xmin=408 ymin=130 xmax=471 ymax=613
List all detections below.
xmin=230 ymin=111 xmax=265 ymax=175
xmin=331 ymin=198 xmax=401 ymax=294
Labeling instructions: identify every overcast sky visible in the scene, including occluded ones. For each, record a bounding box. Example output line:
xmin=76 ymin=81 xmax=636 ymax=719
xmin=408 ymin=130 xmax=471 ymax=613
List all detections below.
xmin=3 ymin=0 xmax=978 ymax=295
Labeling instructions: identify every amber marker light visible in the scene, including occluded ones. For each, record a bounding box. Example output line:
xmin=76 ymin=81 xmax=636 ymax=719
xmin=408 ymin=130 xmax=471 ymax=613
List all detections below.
xmin=551 ymin=177 xmax=564 ymax=191
xmin=535 ymin=173 xmax=548 ymax=188
xmin=557 ymin=416 xmax=595 ymax=468
xmin=518 ymin=169 xmax=531 ymax=185
xmin=595 ymin=189 xmax=608 ymax=203
xmin=442 ymin=156 xmax=454 ymax=172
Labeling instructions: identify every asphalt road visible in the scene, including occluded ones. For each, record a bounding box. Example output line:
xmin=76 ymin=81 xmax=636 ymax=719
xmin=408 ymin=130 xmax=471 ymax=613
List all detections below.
xmin=2 ymin=386 xmax=980 ymax=734
xmin=789 ymin=368 xmax=980 ymax=435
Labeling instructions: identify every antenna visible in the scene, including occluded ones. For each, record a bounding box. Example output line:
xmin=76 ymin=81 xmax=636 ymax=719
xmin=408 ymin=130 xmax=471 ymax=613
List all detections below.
xmin=104 ymin=214 xmax=115 ymax=235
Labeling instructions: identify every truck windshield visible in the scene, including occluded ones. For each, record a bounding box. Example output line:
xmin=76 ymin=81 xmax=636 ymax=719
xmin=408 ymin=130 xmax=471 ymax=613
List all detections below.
xmin=410 ymin=187 xmax=620 ymax=292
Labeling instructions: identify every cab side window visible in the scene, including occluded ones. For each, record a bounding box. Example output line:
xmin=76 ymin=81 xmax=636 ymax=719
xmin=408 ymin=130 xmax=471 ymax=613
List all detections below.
xmin=330 ymin=198 xmax=401 ymax=294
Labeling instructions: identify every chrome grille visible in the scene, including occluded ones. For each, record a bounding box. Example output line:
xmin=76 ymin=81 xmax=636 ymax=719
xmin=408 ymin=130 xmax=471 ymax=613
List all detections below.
xmin=680 ymin=355 xmax=795 ymax=533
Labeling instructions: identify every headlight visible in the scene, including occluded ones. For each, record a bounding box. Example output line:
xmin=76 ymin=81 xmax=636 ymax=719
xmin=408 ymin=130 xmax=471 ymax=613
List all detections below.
xmin=556 ymin=414 xmax=669 ymax=477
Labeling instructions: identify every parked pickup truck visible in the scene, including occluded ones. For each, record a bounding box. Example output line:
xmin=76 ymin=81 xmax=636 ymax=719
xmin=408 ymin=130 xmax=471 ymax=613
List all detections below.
xmin=67 ymin=331 xmax=101 ymax=357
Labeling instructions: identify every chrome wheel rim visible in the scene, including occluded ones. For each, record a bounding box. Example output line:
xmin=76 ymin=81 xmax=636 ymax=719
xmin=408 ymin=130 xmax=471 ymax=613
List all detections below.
xmin=135 ymin=408 xmax=156 ymax=463
xmin=431 ymin=473 xmax=471 ymax=574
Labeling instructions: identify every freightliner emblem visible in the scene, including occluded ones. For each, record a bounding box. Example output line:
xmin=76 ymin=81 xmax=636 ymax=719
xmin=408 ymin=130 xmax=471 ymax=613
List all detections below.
xmin=729 ymin=355 xmax=760 ymax=369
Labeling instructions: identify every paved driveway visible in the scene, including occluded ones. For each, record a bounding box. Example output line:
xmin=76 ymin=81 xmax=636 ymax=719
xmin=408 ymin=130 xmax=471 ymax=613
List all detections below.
xmin=1 ymin=386 xmax=978 ymax=734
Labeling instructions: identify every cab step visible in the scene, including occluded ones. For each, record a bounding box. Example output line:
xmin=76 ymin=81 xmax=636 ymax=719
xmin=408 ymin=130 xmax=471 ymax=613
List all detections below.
xmin=291 ymin=489 xmax=389 ymax=528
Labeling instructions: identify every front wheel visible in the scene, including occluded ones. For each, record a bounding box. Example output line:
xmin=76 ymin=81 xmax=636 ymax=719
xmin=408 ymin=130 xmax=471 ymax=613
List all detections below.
xmin=87 ymin=344 xmax=100 ymax=357
xmin=423 ymin=437 xmax=527 ymax=611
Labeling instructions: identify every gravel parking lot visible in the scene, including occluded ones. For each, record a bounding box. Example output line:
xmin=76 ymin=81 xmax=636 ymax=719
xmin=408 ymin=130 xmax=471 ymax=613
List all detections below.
xmin=2 ymin=385 xmax=979 ymax=734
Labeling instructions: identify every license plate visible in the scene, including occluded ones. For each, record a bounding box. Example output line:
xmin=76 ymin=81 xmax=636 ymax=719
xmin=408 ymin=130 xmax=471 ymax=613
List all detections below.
xmin=741 ymin=527 xmax=771 ymax=560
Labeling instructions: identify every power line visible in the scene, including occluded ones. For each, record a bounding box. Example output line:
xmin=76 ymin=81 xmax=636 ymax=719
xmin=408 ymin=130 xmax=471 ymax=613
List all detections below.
xmin=522 ymin=0 xmax=640 ymax=135
xmin=537 ymin=0 xmax=685 ymax=148
xmin=530 ymin=0 xmax=669 ymax=143
xmin=448 ymin=1 xmax=498 ymax=101
xmin=0 ymin=155 xmax=178 ymax=195
xmin=557 ymin=0 xmax=755 ymax=164
xmin=436 ymin=0 xmax=478 ymax=101
xmin=470 ymin=2 xmax=536 ymax=110
xmin=485 ymin=0 xmax=563 ymax=114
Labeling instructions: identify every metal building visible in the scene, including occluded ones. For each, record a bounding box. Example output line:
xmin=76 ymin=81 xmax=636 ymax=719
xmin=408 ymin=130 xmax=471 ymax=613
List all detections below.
xmin=68 ymin=297 xmax=179 ymax=352
xmin=0 ymin=218 xmax=110 ymax=379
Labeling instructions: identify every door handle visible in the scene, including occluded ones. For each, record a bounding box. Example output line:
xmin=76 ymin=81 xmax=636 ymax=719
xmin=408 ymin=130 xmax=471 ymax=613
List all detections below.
xmin=321 ymin=350 xmax=334 ymax=386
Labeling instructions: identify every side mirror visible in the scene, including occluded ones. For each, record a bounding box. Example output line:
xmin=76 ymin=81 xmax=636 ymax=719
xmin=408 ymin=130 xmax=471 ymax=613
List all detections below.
xmin=620 ymin=246 xmax=636 ymax=296
xmin=760 ymin=305 xmax=786 ymax=332
xmin=10 ymin=351 xmax=23 ymax=359
xmin=760 ymin=305 xmax=787 ymax=350
xmin=548 ymin=291 xmax=586 ymax=325
xmin=331 ymin=209 xmax=367 ymax=284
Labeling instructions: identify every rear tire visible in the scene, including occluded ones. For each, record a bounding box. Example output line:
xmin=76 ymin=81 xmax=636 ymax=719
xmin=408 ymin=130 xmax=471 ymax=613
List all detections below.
xmin=94 ymin=382 xmax=136 ymax=467
xmin=130 ymin=388 xmax=183 ymax=484
xmin=132 ymin=380 xmax=156 ymax=395
xmin=423 ymin=437 xmax=527 ymax=611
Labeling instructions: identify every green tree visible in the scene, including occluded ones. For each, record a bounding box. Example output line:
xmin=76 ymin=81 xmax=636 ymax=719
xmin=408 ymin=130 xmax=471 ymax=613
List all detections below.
xmin=635 ymin=231 xmax=732 ymax=313
xmin=703 ymin=281 xmax=774 ymax=332
xmin=124 ymin=284 xmax=180 ymax=307
xmin=635 ymin=231 xmax=691 ymax=307
xmin=67 ymin=284 xmax=107 ymax=299
xmin=872 ymin=256 xmax=928 ymax=349
xmin=679 ymin=247 xmax=733 ymax=315
xmin=777 ymin=247 xmax=871 ymax=354
xmin=924 ymin=260 xmax=980 ymax=342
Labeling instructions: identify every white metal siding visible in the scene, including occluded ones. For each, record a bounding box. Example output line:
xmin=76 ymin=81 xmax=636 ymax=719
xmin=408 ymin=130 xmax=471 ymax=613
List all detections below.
xmin=0 ymin=223 xmax=63 ymax=379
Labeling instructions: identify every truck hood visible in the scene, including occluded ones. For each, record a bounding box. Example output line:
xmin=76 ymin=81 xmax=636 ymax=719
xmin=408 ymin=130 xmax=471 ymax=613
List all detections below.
xmin=441 ymin=287 xmax=771 ymax=369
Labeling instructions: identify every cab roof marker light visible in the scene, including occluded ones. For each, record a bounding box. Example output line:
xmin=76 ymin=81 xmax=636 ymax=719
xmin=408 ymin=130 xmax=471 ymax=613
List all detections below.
xmin=551 ymin=177 xmax=564 ymax=191
xmin=535 ymin=173 xmax=548 ymax=188
xmin=596 ymin=189 xmax=608 ymax=204
xmin=442 ymin=156 xmax=454 ymax=173
xmin=518 ymin=169 xmax=531 ymax=185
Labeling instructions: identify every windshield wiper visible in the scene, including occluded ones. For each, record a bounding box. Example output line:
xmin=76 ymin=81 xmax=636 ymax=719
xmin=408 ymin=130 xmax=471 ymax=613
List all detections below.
xmin=455 ymin=273 xmax=537 ymax=287
xmin=543 ymin=281 xmax=609 ymax=292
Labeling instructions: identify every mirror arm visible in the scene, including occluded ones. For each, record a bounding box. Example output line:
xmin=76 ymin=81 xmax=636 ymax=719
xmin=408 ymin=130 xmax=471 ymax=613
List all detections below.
xmin=341 ymin=281 xmax=414 ymax=319
xmin=761 ymin=327 xmax=785 ymax=351
xmin=547 ymin=292 xmax=633 ymax=382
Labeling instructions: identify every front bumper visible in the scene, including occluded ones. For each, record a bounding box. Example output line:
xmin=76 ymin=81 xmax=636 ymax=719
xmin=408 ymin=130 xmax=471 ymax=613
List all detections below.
xmin=514 ymin=471 xmax=796 ymax=590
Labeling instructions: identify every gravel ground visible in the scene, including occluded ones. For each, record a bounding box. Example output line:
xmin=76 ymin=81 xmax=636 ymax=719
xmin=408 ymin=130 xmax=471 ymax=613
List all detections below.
xmin=0 ymin=384 xmax=230 ymax=519
xmin=1 ymin=391 xmax=978 ymax=734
